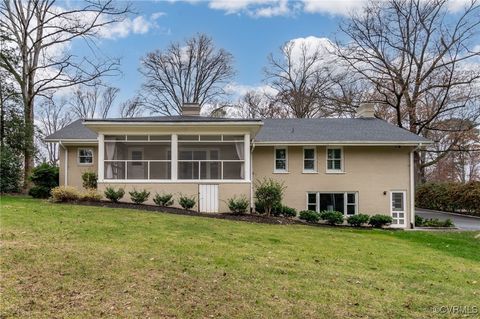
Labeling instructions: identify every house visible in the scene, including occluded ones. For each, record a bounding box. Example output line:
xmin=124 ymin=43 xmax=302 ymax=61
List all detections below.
xmin=45 ymin=103 xmax=430 ymax=228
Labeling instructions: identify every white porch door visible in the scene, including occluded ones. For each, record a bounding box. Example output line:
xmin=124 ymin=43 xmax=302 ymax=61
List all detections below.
xmin=199 ymin=184 xmax=219 ymax=213
xmin=390 ymin=191 xmax=406 ymax=227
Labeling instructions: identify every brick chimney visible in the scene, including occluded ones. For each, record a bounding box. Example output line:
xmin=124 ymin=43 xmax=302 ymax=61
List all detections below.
xmin=357 ymin=103 xmax=375 ymax=118
xmin=181 ymin=103 xmax=201 ymax=116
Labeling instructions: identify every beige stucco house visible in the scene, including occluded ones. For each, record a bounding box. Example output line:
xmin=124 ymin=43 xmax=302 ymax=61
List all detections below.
xmin=45 ymin=103 xmax=430 ymax=228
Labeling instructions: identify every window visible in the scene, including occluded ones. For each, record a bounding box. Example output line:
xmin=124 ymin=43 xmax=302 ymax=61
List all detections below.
xmin=78 ymin=148 xmax=93 ymax=165
xmin=307 ymin=192 xmax=357 ymax=215
xmin=307 ymin=193 xmax=318 ymax=211
xmin=327 ymin=147 xmax=343 ymax=172
xmin=303 ymin=147 xmax=316 ymax=172
xmin=274 ymin=147 xmax=288 ymax=172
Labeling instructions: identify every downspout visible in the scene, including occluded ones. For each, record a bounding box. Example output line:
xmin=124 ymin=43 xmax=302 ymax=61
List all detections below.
xmin=59 ymin=141 xmax=68 ymax=186
xmin=410 ymin=144 xmax=421 ymax=228
xmin=250 ymin=141 xmax=255 ymax=213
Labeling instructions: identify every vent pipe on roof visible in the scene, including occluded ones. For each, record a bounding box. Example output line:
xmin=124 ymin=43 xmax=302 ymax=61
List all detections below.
xmin=357 ymin=103 xmax=375 ymax=118
xmin=181 ymin=103 xmax=201 ymax=116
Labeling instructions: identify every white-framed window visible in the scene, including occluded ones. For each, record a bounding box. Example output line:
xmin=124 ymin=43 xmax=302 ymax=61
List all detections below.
xmin=303 ymin=147 xmax=317 ymax=173
xmin=78 ymin=148 xmax=94 ymax=165
xmin=306 ymin=192 xmax=358 ymax=216
xmin=274 ymin=147 xmax=288 ymax=173
xmin=326 ymin=147 xmax=343 ymax=173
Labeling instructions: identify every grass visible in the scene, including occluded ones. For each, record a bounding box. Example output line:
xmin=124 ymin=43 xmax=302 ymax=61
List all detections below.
xmin=1 ymin=195 xmax=479 ymax=318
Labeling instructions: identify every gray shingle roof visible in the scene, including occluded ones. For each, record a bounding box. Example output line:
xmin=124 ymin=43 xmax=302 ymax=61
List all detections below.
xmin=44 ymin=119 xmax=97 ymax=141
xmin=84 ymin=115 xmax=262 ymax=123
xmin=45 ymin=116 xmax=430 ymax=144
xmin=255 ymin=118 xmax=429 ymax=143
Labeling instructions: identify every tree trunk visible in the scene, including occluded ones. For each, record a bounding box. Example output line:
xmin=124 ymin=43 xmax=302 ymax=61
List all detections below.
xmin=22 ymin=97 xmax=34 ymax=192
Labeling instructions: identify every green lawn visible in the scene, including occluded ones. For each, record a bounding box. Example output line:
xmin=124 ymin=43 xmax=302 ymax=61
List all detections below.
xmin=1 ymin=195 xmax=479 ymax=318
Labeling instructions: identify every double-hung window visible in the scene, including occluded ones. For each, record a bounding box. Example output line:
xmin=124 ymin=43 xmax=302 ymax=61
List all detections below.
xmin=78 ymin=148 xmax=93 ymax=165
xmin=303 ymin=147 xmax=316 ymax=172
xmin=274 ymin=147 xmax=288 ymax=173
xmin=327 ymin=147 xmax=343 ymax=172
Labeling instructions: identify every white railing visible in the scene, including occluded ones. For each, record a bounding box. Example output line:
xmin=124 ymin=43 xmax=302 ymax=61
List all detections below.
xmin=177 ymin=160 xmax=244 ymax=180
xmin=104 ymin=159 xmax=244 ymax=180
xmin=104 ymin=160 xmax=171 ymax=180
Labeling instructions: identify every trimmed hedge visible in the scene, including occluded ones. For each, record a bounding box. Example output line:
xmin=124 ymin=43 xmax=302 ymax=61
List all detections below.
xmin=416 ymin=182 xmax=480 ymax=216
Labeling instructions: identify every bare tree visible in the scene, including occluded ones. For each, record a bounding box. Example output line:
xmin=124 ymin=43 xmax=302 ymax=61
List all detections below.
xmin=140 ymin=33 xmax=235 ymax=115
xmin=0 ymin=0 xmax=129 ymax=189
xmin=264 ymin=39 xmax=338 ymax=118
xmin=120 ymin=96 xmax=143 ymax=118
xmin=36 ymin=97 xmax=71 ymax=164
xmin=234 ymin=90 xmax=288 ymax=119
xmin=70 ymin=83 xmax=119 ymax=119
xmin=337 ymin=0 xmax=480 ymax=182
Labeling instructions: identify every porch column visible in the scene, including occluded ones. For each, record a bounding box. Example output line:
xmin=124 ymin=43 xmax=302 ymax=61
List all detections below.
xmin=244 ymin=133 xmax=250 ymax=181
xmin=171 ymin=134 xmax=178 ymax=181
xmin=98 ymin=133 xmax=104 ymax=182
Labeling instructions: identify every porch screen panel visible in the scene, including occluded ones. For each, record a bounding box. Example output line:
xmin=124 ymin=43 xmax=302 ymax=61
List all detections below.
xmin=103 ymin=136 xmax=171 ymax=180
xmin=178 ymin=137 xmax=245 ymax=180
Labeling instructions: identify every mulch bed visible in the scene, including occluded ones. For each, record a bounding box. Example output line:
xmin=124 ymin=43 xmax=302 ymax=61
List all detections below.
xmin=71 ymin=200 xmax=303 ymax=225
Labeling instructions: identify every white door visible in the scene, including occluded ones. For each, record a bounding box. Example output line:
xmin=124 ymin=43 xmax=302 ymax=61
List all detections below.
xmin=129 ymin=148 xmax=145 ymax=179
xmin=199 ymin=184 xmax=219 ymax=213
xmin=390 ymin=191 xmax=406 ymax=227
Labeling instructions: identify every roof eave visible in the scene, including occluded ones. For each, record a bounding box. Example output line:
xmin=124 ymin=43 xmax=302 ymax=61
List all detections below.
xmin=254 ymin=140 xmax=433 ymax=146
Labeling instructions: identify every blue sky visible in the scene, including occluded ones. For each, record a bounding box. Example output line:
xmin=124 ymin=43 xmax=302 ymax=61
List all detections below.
xmin=76 ymin=0 xmax=347 ymax=103
xmin=68 ymin=0 xmax=476 ymax=106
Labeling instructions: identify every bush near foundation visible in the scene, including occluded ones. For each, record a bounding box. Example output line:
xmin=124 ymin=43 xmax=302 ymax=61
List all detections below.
xmin=320 ymin=211 xmax=344 ymax=225
xmin=227 ymin=196 xmax=249 ymax=214
xmin=104 ymin=187 xmax=125 ymax=203
xmin=416 ymin=182 xmax=480 ymax=216
xmin=179 ymin=195 xmax=196 ymax=210
xmin=347 ymin=214 xmax=370 ymax=227
xmin=369 ymin=215 xmax=393 ymax=228
xmin=299 ymin=210 xmax=320 ymax=223
xmin=129 ymin=189 xmax=150 ymax=204
xmin=51 ymin=186 xmax=80 ymax=202
xmin=153 ymin=193 xmax=174 ymax=206
xmin=82 ymin=171 xmax=97 ymax=189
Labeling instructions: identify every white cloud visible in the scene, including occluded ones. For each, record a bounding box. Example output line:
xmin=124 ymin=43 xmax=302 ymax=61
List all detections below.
xmin=208 ymin=0 xmax=295 ymax=17
xmin=302 ymin=0 xmax=365 ymax=16
xmin=302 ymin=0 xmax=474 ymax=17
xmin=98 ymin=11 xmax=166 ymax=39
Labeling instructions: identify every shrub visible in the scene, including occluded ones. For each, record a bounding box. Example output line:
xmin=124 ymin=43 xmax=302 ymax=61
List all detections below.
xmin=347 ymin=214 xmax=370 ymax=227
xmin=129 ymin=189 xmax=150 ymax=204
xmin=81 ymin=188 xmax=102 ymax=202
xmin=255 ymin=201 xmax=281 ymax=215
xmin=417 ymin=217 xmax=454 ymax=228
xmin=280 ymin=205 xmax=297 ymax=218
xmin=28 ymin=163 xmax=59 ymax=198
xmin=153 ymin=193 xmax=174 ymax=206
xmin=50 ymin=186 xmax=80 ymax=202
xmin=0 ymin=145 xmax=22 ymax=193
xmin=299 ymin=210 xmax=320 ymax=223
xmin=179 ymin=195 xmax=196 ymax=210
xmin=415 ymin=215 xmax=424 ymax=226
xmin=227 ymin=196 xmax=250 ymax=214
xmin=254 ymin=178 xmax=285 ymax=216
xmin=81 ymin=171 xmax=97 ymax=189
xmin=416 ymin=182 xmax=480 ymax=215
xmin=369 ymin=214 xmax=393 ymax=228
xmin=104 ymin=187 xmax=125 ymax=203
xmin=28 ymin=186 xmax=53 ymax=199
xmin=320 ymin=211 xmax=345 ymax=225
